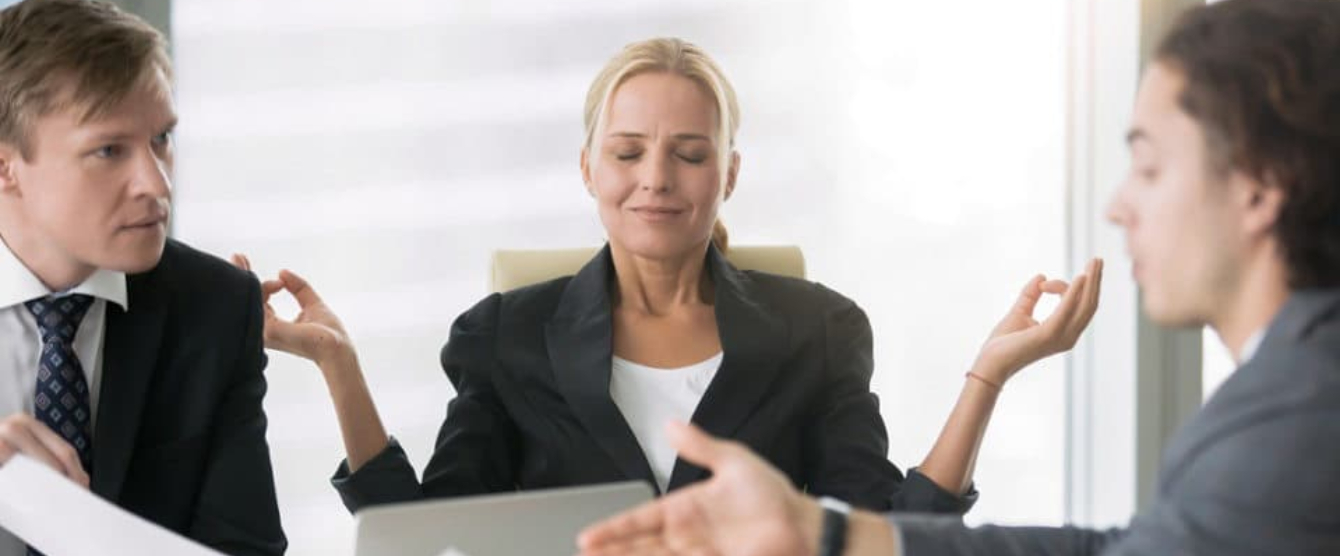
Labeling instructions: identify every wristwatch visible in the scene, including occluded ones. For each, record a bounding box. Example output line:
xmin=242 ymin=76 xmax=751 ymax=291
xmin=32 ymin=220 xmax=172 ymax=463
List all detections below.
xmin=817 ymin=496 xmax=851 ymax=556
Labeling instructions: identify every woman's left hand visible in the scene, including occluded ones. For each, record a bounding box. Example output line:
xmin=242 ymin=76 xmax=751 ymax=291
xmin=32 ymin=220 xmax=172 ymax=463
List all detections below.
xmin=973 ymin=258 xmax=1104 ymax=385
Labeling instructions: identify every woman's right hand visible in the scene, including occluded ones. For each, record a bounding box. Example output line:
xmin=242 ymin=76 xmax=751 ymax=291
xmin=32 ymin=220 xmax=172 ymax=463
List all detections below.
xmin=232 ymin=254 xmax=356 ymax=370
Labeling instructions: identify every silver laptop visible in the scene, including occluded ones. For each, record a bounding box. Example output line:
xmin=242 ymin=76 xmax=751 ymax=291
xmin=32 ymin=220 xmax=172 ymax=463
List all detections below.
xmin=353 ymin=481 xmax=654 ymax=556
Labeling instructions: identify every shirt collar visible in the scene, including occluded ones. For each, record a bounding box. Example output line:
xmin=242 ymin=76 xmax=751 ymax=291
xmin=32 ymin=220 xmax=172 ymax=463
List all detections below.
xmin=0 ymin=236 xmax=128 ymax=311
xmin=1238 ymin=327 xmax=1267 ymax=365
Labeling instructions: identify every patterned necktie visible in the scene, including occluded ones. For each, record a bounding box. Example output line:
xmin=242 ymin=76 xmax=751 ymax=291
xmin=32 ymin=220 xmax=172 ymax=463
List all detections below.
xmin=24 ymin=294 xmax=96 ymax=471
xmin=23 ymin=294 xmax=95 ymax=556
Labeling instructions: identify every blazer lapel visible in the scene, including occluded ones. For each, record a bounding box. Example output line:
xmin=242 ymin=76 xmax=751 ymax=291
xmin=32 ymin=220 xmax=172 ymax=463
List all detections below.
xmin=668 ymin=245 xmax=789 ymax=489
xmin=545 ymin=246 xmax=659 ymax=491
xmin=92 ymin=268 xmax=167 ymax=500
xmin=1159 ymin=289 xmax=1340 ymax=487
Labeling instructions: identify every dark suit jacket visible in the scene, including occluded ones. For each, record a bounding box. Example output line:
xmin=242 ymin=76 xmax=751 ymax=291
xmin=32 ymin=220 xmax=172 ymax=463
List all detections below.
xmin=894 ymin=289 xmax=1340 ymax=555
xmin=332 ymin=244 xmax=975 ymax=515
xmin=91 ymin=239 xmax=286 ymax=555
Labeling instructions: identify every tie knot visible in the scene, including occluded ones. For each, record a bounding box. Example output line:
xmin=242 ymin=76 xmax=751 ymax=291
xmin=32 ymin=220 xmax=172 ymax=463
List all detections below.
xmin=24 ymin=294 xmax=95 ymax=344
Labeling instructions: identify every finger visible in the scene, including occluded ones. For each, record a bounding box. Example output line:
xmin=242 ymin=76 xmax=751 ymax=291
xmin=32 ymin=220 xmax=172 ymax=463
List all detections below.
xmin=1050 ymin=259 xmax=1102 ymax=344
xmin=278 ymin=269 xmax=324 ymax=308
xmin=27 ymin=421 xmax=89 ymax=487
xmin=229 ymin=253 xmax=250 ymax=271
xmin=605 ymin=536 xmax=676 ymax=556
xmin=259 ymin=279 xmax=284 ymax=307
xmin=262 ymin=304 xmax=280 ymax=326
xmin=1087 ymin=259 xmax=1104 ymax=309
xmin=668 ymin=421 xmax=737 ymax=470
xmin=579 ymin=499 xmax=667 ymax=549
xmin=0 ymin=420 xmax=79 ymax=482
xmin=1054 ymin=266 xmax=1094 ymax=345
xmin=1091 ymin=258 xmax=1104 ymax=306
xmin=1067 ymin=258 xmax=1104 ymax=339
xmin=260 ymin=279 xmax=284 ymax=296
xmin=0 ymin=439 xmax=14 ymax=465
xmin=580 ymin=536 xmax=672 ymax=556
xmin=1011 ymin=275 xmax=1045 ymax=315
xmin=1040 ymin=279 xmax=1069 ymax=295
xmin=1039 ymin=274 xmax=1088 ymax=339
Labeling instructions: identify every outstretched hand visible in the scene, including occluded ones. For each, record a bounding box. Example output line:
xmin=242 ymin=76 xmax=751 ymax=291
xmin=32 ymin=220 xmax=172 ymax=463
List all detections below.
xmin=578 ymin=422 xmax=820 ymax=556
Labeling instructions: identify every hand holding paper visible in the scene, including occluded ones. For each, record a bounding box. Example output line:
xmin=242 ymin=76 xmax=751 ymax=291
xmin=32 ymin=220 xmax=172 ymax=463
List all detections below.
xmin=0 ymin=454 xmax=222 ymax=556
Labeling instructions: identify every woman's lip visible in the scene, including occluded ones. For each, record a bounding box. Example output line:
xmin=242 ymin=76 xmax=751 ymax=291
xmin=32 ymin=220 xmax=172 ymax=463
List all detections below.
xmin=630 ymin=207 xmax=685 ymax=221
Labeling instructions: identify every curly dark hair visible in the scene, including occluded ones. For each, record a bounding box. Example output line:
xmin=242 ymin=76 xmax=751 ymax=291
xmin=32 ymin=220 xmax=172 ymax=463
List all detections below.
xmin=1157 ymin=0 xmax=1340 ymax=289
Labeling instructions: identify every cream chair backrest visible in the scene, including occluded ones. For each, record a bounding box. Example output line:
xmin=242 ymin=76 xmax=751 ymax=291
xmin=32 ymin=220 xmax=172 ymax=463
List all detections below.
xmin=489 ymin=246 xmax=806 ymax=293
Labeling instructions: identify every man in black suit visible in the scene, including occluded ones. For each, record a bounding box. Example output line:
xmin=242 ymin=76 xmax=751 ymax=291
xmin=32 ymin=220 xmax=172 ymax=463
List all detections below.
xmin=0 ymin=1 xmax=285 ymax=554
xmin=577 ymin=1 xmax=1340 ymax=555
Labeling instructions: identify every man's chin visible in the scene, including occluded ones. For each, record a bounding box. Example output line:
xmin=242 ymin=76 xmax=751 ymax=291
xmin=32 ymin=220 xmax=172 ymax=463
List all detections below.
xmin=1141 ymin=296 xmax=1207 ymax=330
xmin=97 ymin=244 xmax=167 ymax=275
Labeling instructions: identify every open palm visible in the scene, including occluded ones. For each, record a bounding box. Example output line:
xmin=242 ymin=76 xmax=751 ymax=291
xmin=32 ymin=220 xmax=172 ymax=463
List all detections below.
xmin=580 ymin=423 xmax=817 ymax=556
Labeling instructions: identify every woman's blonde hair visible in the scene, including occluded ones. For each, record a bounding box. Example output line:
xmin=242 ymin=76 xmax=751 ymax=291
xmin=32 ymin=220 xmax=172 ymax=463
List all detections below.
xmin=582 ymin=37 xmax=740 ymax=253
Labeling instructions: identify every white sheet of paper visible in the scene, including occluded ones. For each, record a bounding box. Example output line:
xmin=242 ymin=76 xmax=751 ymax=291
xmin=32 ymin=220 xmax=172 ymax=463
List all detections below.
xmin=0 ymin=454 xmax=222 ymax=556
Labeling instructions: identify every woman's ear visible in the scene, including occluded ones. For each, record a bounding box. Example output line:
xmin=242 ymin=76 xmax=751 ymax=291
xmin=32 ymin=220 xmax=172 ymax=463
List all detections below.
xmin=723 ymin=150 xmax=740 ymax=201
xmin=580 ymin=147 xmax=596 ymax=197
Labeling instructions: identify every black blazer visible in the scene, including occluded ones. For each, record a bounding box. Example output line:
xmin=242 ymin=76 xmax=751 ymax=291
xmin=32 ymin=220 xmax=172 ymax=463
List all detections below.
xmin=333 ymin=245 xmax=974 ymax=514
xmin=92 ymin=240 xmax=286 ymax=555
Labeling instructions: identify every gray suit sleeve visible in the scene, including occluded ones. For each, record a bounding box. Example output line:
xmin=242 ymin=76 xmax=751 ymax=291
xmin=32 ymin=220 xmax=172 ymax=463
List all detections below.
xmin=1098 ymin=408 xmax=1340 ymax=556
xmin=895 ymin=407 xmax=1340 ymax=556
xmin=894 ymin=514 xmax=1124 ymax=556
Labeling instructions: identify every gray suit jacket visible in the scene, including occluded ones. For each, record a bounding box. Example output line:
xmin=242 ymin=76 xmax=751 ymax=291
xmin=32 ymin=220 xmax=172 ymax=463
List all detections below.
xmin=895 ymin=289 xmax=1340 ymax=555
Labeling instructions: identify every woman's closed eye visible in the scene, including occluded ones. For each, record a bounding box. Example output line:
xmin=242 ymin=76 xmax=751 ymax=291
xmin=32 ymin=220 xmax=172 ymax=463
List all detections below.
xmin=676 ymin=151 xmax=708 ymax=164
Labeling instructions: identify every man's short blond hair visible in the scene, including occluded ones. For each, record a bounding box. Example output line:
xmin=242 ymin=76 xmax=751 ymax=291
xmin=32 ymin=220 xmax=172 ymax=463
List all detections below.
xmin=0 ymin=0 xmax=170 ymax=159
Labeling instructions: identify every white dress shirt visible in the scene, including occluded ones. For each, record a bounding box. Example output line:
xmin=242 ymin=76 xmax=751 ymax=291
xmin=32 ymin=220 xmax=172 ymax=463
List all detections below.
xmin=0 ymin=239 xmax=126 ymax=555
xmin=609 ymin=352 xmax=722 ymax=494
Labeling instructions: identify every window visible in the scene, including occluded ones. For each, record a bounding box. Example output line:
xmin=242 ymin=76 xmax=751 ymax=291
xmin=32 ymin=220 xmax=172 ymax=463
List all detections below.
xmin=173 ymin=0 xmax=1069 ymax=551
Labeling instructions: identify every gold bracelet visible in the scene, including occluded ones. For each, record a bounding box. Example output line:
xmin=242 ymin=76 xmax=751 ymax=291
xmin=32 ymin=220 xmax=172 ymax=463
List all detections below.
xmin=965 ymin=371 xmax=1004 ymax=391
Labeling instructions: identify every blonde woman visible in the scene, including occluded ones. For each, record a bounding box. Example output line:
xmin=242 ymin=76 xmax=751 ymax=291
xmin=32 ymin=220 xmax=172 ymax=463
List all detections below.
xmin=237 ymin=37 xmax=1101 ymax=514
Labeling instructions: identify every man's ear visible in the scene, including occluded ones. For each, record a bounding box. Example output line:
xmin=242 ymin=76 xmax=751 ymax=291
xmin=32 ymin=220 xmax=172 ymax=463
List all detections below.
xmin=580 ymin=147 xmax=596 ymax=197
xmin=1235 ymin=169 xmax=1285 ymax=238
xmin=0 ymin=143 xmax=21 ymax=196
